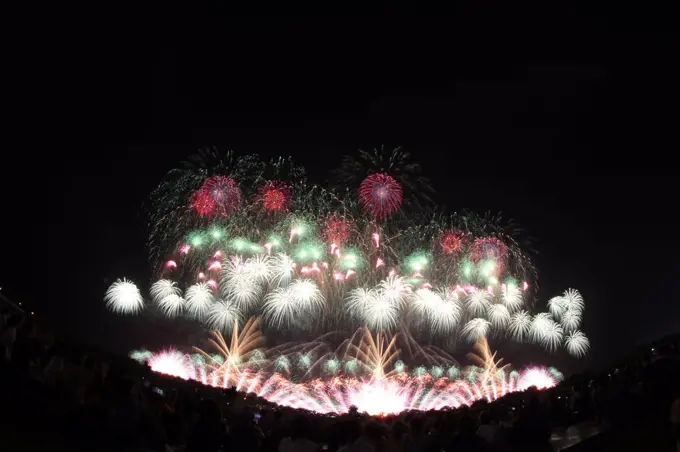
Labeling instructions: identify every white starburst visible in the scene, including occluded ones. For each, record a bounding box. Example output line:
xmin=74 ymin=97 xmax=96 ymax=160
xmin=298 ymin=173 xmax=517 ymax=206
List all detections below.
xmin=565 ymin=330 xmax=590 ymax=357
xmin=488 ymin=304 xmax=511 ymax=330
xmin=531 ymin=313 xmax=563 ymax=352
xmin=547 ymin=296 xmax=566 ymax=319
xmin=509 ymin=310 xmax=532 ymax=342
xmin=105 ymin=278 xmax=144 ymax=315
xmin=466 ymin=290 xmax=491 ymax=317
xmin=244 ymin=255 xmax=272 ymax=283
xmin=271 ymin=253 xmax=296 ymax=287
xmin=207 ymin=299 xmax=242 ymax=332
xmin=151 ymin=280 xmax=184 ymax=317
xmin=561 ymin=309 xmax=582 ymax=332
xmin=150 ymin=279 xmax=181 ymax=302
xmin=186 ymin=282 xmax=214 ymax=320
xmin=501 ymin=285 xmax=524 ymax=312
xmin=363 ymin=292 xmax=399 ymax=331
xmin=345 ymin=287 xmax=376 ymax=320
xmin=158 ymin=294 xmax=185 ymax=318
xmin=378 ymin=275 xmax=412 ymax=306
xmin=562 ymin=288 xmax=584 ymax=314
xmin=429 ymin=289 xmax=462 ymax=334
xmin=462 ymin=318 xmax=491 ymax=343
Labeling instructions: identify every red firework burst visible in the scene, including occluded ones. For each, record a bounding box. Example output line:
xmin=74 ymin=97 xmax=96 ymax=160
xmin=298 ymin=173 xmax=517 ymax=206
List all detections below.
xmin=440 ymin=231 xmax=464 ymax=254
xmin=192 ymin=190 xmax=216 ymax=216
xmin=257 ymin=181 xmax=291 ymax=212
xmin=359 ymin=173 xmax=403 ymax=220
xmin=324 ymin=216 xmax=351 ymax=245
xmin=193 ymin=176 xmax=242 ymax=217
xmin=469 ymin=237 xmax=508 ymax=266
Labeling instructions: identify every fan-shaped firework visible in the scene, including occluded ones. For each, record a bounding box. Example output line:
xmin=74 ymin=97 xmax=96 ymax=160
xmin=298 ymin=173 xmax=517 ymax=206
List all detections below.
xmin=139 ymin=325 xmax=561 ymax=416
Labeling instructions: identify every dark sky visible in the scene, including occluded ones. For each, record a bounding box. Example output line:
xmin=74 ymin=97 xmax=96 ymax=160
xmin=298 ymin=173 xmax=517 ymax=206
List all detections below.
xmin=5 ymin=13 xmax=679 ymax=375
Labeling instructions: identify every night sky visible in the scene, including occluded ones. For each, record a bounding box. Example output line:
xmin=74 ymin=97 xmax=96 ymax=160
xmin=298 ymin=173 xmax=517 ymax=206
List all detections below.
xmin=6 ymin=14 xmax=679 ymax=375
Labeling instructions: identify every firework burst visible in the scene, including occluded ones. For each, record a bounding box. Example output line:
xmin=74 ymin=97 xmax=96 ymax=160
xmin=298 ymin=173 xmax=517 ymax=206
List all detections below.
xmin=359 ymin=173 xmax=403 ymax=220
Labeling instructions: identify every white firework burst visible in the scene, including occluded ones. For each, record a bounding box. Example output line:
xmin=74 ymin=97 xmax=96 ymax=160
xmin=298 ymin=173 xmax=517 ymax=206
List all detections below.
xmin=207 ymin=299 xmax=242 ymax=332
xmin=531 ymin=313 xmax=563 ymax=351
xmin=223 ymin=276 xmax=261 ymax=311
xmin=462 ymin=318 xmax=491 ymax=343
xmin=488 ymin=303 xmax=511 ymax=330
xmin=412 ymin=288 xmax=440 ymax=318
xmin=561 ymin=309 xmax=582 ymax=332
xmin=345 ymin=287 xmax=376 ymax=320
xmin=105 ymin=278 xmax=144 ymax=315
xmin=530 ymin=313 xmax=553 ymax=339
xmin=185 ymin=282 xmax=214 ymax=320
xmin=150 ymin=279 xmax=181 ymax=302
xmin=378 ymin=275 xmax=412 ymax=306
xmin=220 ymin=256 xmax=249 ymax=283
xmin=157 ymin=294 xmax=185 ymax=318
xmin=466 ymin=290 xmax=491 ymax=317
xmin=501 ymin=285 xmax=524 ymax=312
xmin=244 ymin=255 xmax=272 ymax=283
xmin=565 ymin=330 xmax=590 ymax=357
xmin=562 ymin=288 xmax=584 ymax=314
xmin=547 ymin=296 xmax=566 ymax=318
xmin=271 ymin=253 xmax=296 ymax=287
xmin=264 ymin=279 xmax=324 ymax=329
xmin=509 ymin=310 xmax=532 ymax=342
xmin=288 ymin=279 xmax=325 ymax=311
xmin=429 ymin=289 xmax=462 ymax=334
xmin=263 ymin=286 xmax=297 ymax=329
xmin=150 ymin=280 xmax=184 ymax=317
xmin=363 ymin=293 xmax=399 ymax=331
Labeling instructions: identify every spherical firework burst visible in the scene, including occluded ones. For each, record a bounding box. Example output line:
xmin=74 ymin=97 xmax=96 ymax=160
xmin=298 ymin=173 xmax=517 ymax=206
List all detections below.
xmin=440 ymin=230 xmax=464 ymax=254
xmin=359 ymin=173 xmax=403 ymax=220
xmin=257 ymin=181 xmax=291 ymax=212
xmin=333 ymin=146 xmax=435 ymax=211
xmin=194 ymin=175 xmax=242 ymax=217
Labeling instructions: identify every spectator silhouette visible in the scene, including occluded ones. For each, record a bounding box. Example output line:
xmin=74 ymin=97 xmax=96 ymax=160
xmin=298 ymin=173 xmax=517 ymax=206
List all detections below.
xmin=278 ymin=415 xmax=319 ymax=452
xmin=449 ymin=415 xmax=489 ymax=452
xmin=185 ymin=399 xmax=226 ymax=452
xmin=511 ymin=395 xmax=552 ymax=452
xmin=337 ymin=419 xmax=374 ymax=452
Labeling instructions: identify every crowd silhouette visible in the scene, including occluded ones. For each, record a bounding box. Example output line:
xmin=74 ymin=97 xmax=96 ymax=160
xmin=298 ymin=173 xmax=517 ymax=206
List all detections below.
xmin=1 ymin=307 xmax=678 ymax=452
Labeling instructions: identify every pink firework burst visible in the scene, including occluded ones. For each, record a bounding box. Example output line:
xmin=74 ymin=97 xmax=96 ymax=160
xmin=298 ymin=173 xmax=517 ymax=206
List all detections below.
xmin=193 ymin=176 xmax=242 ymax=217
xmin=440 ymin=231 xmax=464 ymax=255
xmin=257 ymin=181 xmax=291 ymax=212
xmin=469 ymin=237 xmax=508 ymax=269
xmin=359 ymin=173 xmax=403 ymax=220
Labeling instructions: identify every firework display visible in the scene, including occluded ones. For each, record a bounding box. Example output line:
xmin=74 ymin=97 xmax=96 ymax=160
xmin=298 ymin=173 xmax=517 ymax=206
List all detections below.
xmin=130 ymin=321 xmax=563 ymax=416
xmin=109 ymin=147 xmax=589 ymax=415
